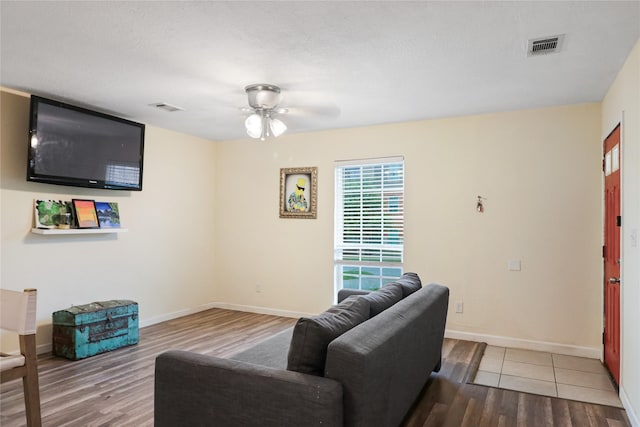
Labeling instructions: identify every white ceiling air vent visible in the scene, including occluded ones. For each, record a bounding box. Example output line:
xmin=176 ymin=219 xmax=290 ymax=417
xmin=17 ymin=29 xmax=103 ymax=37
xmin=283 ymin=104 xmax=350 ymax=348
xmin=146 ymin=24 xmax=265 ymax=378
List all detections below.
xmin=527 ymin=34 xmax=565 ymax=57
xmin=150 ymin=102 xmax=184 ymax=112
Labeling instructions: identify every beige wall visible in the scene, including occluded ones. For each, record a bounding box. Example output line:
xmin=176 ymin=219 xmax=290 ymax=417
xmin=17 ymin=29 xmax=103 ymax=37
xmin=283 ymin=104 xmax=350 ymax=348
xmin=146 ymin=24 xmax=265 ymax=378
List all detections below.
xmin=215 ymin=103 xmax=603 ymax=353
xmin=1 ymin=89 xmax=607 ymax=373
xmin=602 ymin=39 xmax=640 ymax=425
xmin=1 ymin=90 xmax=218 ymax=352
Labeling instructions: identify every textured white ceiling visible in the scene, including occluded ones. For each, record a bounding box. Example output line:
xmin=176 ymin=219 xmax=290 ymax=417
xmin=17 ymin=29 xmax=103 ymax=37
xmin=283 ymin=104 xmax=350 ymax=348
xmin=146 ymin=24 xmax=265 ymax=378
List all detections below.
xmin=1 ymin=1 xmax=639 ymax=141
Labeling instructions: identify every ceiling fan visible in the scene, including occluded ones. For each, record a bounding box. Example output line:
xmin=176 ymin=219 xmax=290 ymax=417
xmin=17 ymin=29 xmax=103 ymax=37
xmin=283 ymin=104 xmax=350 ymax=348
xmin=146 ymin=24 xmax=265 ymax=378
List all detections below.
xmin=242 ymin=83 xmax=288 ymax=141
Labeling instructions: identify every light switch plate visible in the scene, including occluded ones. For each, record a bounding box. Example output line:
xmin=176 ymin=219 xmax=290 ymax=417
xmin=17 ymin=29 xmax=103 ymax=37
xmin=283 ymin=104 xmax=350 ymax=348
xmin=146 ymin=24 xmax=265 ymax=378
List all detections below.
xmin=508 ymin=260 xmax=521 ymax=271
xmin=455 ymin=301 xmax=463 ymax=313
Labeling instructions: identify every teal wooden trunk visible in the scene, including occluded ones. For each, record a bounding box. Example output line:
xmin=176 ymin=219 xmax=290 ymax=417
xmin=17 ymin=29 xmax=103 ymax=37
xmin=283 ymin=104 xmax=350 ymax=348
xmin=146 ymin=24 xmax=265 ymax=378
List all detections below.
xmin=52 ymin=300 xmax=139 ymax=360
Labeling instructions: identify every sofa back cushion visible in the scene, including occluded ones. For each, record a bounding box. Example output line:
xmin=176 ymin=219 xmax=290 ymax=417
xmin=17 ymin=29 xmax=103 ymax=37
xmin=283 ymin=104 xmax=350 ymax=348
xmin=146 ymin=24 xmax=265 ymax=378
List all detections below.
xmin=287 ymin=296 xmax=369 ymax=376
xmin=388 ymin=272 xmax=422 ymax=297
xmin=336 ymin=288 xmax=370 ymax=304
xmin=361 ymin=283 xmax=403 ymax=317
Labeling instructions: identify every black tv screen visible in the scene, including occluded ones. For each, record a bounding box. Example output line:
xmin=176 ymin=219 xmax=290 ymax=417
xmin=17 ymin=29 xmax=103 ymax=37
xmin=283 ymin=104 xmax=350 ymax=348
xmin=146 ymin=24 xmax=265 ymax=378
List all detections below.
xmin=27 ymin=95 xmax=145 ymax=191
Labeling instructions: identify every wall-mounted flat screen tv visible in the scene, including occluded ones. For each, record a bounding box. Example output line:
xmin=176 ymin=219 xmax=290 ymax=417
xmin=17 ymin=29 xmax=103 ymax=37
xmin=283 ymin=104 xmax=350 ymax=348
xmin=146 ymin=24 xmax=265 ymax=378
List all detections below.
xmin=27 ymin=95 xmax=145 ymax=191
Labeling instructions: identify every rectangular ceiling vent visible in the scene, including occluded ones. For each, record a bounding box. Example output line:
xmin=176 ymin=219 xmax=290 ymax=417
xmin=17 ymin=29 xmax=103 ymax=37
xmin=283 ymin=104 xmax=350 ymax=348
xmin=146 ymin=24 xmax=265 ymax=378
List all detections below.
xmin=150 ymin=102 xmax=184 ymax=112
xmin=527 ymin=34 xmax=564 ymax=57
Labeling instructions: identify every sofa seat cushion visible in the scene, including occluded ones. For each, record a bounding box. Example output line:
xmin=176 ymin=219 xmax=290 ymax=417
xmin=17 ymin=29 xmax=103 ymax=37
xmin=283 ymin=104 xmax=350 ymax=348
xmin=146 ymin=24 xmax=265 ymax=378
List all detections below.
xmin=361 ymin=283 xmax=403 ymax=317
xmin=287 ymin=296 xmax=369 ymax=376
xmin=388 ymin=272 xmax=422 ymax=297
xmin=229 ymin=327 xmax=294 ymax=369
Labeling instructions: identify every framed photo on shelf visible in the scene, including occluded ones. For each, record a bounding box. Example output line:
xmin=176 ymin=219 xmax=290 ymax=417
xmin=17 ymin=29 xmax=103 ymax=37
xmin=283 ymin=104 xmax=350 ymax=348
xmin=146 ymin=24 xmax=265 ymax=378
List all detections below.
xmin=72 ymin=199 xmax=100 ymax=229
xmin=34 ymin=199 xmax=73 ymax=229
xmin=279 ymin=167 xmax=317 ymax=219
xmin=95 ymin=202 xmax=121 ymax=228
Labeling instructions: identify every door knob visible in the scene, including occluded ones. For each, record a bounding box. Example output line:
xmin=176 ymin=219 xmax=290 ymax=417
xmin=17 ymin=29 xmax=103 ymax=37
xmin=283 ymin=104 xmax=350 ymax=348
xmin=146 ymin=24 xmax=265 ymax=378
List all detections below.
xmin=609 ymin=277 xmax=621 ymax=284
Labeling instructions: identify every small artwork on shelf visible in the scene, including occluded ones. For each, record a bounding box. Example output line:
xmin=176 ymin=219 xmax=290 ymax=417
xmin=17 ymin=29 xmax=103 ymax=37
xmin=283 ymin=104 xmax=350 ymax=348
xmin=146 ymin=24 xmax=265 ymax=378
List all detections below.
xmin=95 ymin=202 xmax=121 ymax=228
xmin=34 ymin=200 xmax=74 ymax=229
xmin=72 ymin=199 xmax=100 ymax=229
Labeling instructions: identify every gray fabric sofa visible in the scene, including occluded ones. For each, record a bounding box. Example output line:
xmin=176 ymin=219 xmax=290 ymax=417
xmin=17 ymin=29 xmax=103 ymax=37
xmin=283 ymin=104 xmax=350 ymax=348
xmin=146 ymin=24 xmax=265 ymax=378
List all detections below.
xmin=154 ymin=276 xmax=449 ymax=427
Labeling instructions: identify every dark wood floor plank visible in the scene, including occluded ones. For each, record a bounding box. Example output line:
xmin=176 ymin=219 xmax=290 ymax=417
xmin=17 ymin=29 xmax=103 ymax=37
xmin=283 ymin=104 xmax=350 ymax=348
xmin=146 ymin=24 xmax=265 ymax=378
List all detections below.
xmin=422 ymin=402 xmax=449 ymax=427
xmin=440 ymin=383 xmax=471 ymax=427
xmin=479 ymin=386 xmax=500 ymax=427
xmin=1 ymin=308 xmax=632 ymax=427
xmin=460 ymin=385 xmax=490 ymax=427
xmin=551 ymin=397 xmax=573 ymax=426
xmin=498 ymin=387 xmax=520 ymax=427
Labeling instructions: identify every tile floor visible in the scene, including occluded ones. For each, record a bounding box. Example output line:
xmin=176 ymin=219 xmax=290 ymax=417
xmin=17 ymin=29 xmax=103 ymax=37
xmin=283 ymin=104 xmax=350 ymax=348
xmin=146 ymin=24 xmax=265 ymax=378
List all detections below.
xmin=473 ymin=346 xmax=623 ymax=408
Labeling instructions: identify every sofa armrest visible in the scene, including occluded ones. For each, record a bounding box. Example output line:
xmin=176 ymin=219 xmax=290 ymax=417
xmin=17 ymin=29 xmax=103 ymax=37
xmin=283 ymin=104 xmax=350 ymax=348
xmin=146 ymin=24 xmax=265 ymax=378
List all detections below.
xmin=336 ymin=288 xmax=371 ymax=303
xmin=154 ymin=350 xmax=343 ymax=427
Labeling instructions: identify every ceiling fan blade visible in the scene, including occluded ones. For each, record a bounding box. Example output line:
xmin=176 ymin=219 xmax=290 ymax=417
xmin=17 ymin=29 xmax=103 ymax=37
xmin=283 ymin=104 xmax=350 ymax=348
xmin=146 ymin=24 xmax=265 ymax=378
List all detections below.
xmin=285 ymin=104 xmax=341 ymax=118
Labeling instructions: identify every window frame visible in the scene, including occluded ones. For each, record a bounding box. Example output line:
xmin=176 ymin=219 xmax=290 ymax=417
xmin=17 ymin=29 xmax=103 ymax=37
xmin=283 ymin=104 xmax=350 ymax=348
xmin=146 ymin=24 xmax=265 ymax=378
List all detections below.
xmin=334 ymin=156 xmax=405 ymax=294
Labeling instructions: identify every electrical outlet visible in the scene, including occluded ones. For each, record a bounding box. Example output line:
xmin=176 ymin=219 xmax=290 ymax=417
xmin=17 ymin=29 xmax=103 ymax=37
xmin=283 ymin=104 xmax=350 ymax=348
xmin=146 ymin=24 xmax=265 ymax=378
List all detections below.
xmin=256 ymin=284 xmax=262 ymax=293
xmin=508 ymin=260 xmax=522 ymax=271
xmin=455 ymin=301 xmax=463 ymax=314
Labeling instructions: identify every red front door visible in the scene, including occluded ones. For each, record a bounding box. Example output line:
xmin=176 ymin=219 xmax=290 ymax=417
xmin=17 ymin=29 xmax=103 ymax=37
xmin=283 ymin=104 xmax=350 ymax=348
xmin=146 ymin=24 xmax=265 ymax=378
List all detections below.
xmin=603 ymin=125 xmax=621 ymax=385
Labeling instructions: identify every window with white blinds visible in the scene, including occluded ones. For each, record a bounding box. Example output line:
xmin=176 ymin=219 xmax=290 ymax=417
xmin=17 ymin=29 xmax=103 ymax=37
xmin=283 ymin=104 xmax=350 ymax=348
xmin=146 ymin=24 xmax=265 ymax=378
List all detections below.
xmin=334 ymin=157 xmax=404 ymax=291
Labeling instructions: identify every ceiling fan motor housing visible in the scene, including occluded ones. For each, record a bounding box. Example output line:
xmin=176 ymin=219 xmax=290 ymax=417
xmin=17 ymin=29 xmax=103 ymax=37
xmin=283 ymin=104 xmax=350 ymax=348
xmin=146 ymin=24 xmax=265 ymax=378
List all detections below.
xmin=245 ymin=83 xmax=282 ymax=109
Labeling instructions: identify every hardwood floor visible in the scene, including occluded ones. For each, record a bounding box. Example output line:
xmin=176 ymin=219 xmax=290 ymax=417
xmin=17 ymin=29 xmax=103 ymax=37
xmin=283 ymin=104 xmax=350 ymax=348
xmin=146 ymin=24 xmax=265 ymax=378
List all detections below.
xmin=1 ymin=309 xmax=296 ymax=427
xmin=0 ymin=309 xmax=631 ymax=426
xmin=403 ymin=339 xmax=631 ymax=426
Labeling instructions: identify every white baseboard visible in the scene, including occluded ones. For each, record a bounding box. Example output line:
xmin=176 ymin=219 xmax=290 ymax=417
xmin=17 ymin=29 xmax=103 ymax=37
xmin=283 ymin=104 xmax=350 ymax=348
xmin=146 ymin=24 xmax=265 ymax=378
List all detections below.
xmin=209 ymin=302 xmax=311 ymax=319
xmin=36 ymin=343 xmax=52 ymax=355
xmin=445 ymin=329 xmax=601 ymax=359
xmin=139 ymin=302 xmax=309 ymax=328
xmin=138 ymin=302 xmax=219 ymax=328
xmin=620 ymin=386 xmax=639 ymax=427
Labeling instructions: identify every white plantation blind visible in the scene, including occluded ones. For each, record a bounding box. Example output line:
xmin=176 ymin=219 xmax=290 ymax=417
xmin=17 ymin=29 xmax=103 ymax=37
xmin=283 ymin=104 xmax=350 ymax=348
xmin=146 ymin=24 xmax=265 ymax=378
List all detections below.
xmin=334 ymin=158 xmax=404 ymax=267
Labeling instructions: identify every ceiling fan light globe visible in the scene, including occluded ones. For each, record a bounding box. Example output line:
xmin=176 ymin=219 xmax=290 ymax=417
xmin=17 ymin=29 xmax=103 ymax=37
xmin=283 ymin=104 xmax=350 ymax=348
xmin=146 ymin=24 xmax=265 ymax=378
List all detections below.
xmin=270 ymin=118 xmax=287 ymax=137
xmin=247 ymin=128 xmax=262 ymax=139
xmin=245 ymin=114 xmax=263 ymax=138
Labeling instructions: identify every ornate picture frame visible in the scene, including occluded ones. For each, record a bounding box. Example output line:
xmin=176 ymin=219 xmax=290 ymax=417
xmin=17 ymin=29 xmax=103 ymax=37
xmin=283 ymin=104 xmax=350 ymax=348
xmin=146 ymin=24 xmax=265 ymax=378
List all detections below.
xmin=280 ymin=167 xmax=318 ymax=219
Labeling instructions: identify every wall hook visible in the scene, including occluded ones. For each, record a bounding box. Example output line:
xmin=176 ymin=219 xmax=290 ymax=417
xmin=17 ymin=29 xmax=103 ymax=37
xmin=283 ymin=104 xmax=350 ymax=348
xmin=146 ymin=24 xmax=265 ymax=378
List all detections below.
xmin=477 ymin=196 xmax=486 ymax=213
